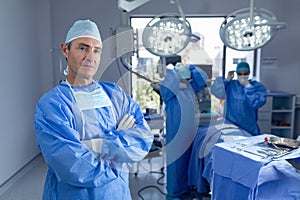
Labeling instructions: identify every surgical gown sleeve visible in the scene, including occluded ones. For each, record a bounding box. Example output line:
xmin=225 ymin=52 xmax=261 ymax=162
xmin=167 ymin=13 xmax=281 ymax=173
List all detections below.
xmin=189 ymin=65 xmax=208 ymax=93
xmin=159 ymin=69 xmax=181 ymax=102
xmin=244 ymin=81 xmax=267 ymax=109
xmin=210 ymin=77 xmax=229 ymax=99
xmin=96 ymin=83 xmax=154 ymax=163
xmin=34 ymin=92 xmax=119 ymax=188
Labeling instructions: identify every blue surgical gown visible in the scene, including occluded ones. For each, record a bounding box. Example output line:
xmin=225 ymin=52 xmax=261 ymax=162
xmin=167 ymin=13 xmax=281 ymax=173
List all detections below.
xmin=160 ymin=65 xmax=208 ymax=197
xmin=34 ymin=81 xmax=154 ymax=200
xmin=210 ymin=77 xmax=266 ymax=135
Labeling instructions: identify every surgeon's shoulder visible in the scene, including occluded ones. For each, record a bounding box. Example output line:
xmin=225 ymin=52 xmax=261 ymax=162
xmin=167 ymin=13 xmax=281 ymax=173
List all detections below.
xmin=98 ymin=81 xmax=118 ymax=89
xmin=247 ymin=80 xmax=267 ymax=94
xmin=36 ymin=83 xmax=71 ymax=109
xmin=98 ymin=81 xmax=126 ymax=94
xmin=250 ymin=80 xmax=266 ymax=89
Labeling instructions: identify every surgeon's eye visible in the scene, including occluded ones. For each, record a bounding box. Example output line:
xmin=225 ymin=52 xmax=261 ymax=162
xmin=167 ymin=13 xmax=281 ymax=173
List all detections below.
xmin=79 ymin=47 xmax=88 ymax=52
xmin=93 ymin=49 xmax=102 ymax=55
xmin=237 ymin=72 xmax=249 ymax=76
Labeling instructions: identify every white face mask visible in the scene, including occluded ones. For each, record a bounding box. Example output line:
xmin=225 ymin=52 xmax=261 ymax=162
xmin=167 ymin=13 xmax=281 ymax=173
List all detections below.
xmin=73 ymin=88 xmax=111 ymax=111
xmin=237 ymin=75 xmax=249 ymax=84
xmin=65 ymin=80 xmax=112 ymax=111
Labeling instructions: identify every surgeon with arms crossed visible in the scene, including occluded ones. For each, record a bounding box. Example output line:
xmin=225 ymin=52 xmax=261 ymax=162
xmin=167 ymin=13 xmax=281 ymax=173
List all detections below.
xmin=34 ymin=19 xmax=154 ymax=200
xmin=210 ymin=61 xmax=266 ymax=135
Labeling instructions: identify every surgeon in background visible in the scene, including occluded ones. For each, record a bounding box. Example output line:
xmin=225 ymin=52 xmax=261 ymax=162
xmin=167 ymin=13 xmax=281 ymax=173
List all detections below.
xmin=210 ymin=61 xmax=267 ymax=135
xmin=34 ymin=19 xmax=153 ymax=200
xmin=160 ymin=62 xmax=208 ymax=199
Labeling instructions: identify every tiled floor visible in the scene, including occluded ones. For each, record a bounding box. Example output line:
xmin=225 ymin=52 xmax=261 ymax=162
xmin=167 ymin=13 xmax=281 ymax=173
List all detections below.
xmin=129 ymin=156 xmax=167 ymax=200
xmin=0 ymin=153 xmax=209 ymax=200
xmin=0 ymin=154 xmax=168 ymax=200
xmin=0 ymin=155 xmax=46 ymax=200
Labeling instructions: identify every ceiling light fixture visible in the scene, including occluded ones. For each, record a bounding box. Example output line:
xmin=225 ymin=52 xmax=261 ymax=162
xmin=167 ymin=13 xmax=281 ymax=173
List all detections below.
xmin=142 ymin=0 xmax=199 ymax=57
xmin=219 ymin=0 xmax=286 ymax=51
xmin=142 ymin=14 xmax=193 ymax=57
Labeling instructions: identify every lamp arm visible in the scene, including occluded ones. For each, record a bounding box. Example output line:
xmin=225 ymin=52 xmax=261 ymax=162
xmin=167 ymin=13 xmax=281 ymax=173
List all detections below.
xmin=120 ymin=56 xmax=154 ymax=83
xmin=118 ymin=0 xmax=151 ymax=12
xmin=184 ymin=33 xmax=201 ymax=42
xmin=173 ymin=0 xmax=189 ymax=34
xmin=173 ymin=0 xmax=186 ymax=22
xmin=120 ymin=56 xmax=161 ymax=95
xmin=254 ymin=22 xmax=286 ymax=30
xmin=250 ymin=0 xmax=254 ymax=23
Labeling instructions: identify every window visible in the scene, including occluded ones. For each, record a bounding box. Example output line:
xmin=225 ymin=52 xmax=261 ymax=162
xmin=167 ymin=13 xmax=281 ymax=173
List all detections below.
xmin=130 ymin=16 xmax=259 ymax=117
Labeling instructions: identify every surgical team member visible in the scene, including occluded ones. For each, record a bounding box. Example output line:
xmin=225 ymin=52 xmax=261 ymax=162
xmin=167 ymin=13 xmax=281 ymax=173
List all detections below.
xmin=210 ymin=61 xmax=267 ymax=135
xmin=34 ymin=19 xmax=154 ymax=200
xmin=160 ymin=62 xmax=208 ymax=199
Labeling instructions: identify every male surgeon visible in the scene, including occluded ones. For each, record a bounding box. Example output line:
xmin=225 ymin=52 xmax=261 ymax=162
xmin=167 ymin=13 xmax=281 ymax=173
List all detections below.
xmin=34 ymin=19 xmax=154 ymax=200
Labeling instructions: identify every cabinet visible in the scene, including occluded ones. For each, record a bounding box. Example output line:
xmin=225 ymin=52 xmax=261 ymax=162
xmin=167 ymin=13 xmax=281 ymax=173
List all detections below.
xmin=258 ymin=92 xmax=295 ymax=138
xmin=295 ymin=95 xmax=300 ymax=139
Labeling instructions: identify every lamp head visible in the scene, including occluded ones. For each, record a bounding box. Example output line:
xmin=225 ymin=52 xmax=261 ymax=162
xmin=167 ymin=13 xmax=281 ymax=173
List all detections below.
xmin=142 ymin=15 xmax=192 ymax=57
xmin=219 ymin=8 xmax=286 ymax=51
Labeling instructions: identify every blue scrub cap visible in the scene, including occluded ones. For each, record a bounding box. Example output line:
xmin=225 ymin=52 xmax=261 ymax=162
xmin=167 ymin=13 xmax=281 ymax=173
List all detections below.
xmin=65 ymin=19 xmax=101 ymax=43
xmin=236 ymin=62 xmax=250 ymax=73
xmin=175 ymin=63 xmax=191 ymax=79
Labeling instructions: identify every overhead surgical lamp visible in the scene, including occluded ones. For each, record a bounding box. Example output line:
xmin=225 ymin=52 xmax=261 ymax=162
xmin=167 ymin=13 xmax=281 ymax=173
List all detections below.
xmin=142 ymin=15 xmax=194 ymax=57
xmin=219 ymin=0 xmax=286 ymax=51
xmin=142 ymin=0 xmax=199 ymax=57
xmin=117 ymin=0 xmax=199 ymax=90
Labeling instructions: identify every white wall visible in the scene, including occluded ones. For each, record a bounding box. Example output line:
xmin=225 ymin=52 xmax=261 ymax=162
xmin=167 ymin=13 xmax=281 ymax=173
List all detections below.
xmin=259 ymin=0 xmax=300 ymax=94
xmin=0 ymin=0 xmax=52 ymax=186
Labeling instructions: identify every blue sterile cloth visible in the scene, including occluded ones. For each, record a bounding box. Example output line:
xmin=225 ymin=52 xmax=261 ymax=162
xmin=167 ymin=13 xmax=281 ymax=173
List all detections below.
xmin=212 ymin=134 xmax=300 ymax=200
xmin=188 ymin=119 xmax=251 ymax=193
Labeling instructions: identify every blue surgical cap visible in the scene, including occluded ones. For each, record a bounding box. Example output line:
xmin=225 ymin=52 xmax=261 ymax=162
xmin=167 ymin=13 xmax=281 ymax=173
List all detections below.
xmin=236 ymin=62 xmax=250 ymax=73
xmin=175 ymin=63 xmax=191 ymax=79
xmin=65 ymin=19 xmax=101 ymax=43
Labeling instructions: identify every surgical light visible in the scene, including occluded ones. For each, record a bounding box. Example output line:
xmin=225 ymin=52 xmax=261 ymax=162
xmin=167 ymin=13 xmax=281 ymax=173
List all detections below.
xmin=219 ymin=0 xmax=286 ymax=51
xmin=141 ymin=0 xmax=199 ymax=57
xmin=142 ymin=15 xmax=192 ymax=57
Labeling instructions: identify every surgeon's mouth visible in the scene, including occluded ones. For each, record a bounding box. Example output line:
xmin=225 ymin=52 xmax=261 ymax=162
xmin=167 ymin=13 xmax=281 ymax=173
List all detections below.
xmin=81 ymin=65 xmax=94 ymax=70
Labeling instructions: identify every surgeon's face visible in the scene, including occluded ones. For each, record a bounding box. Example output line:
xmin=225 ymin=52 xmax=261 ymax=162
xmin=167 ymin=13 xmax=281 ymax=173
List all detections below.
xmin=61 ymin=37 xmax=102 ymax=86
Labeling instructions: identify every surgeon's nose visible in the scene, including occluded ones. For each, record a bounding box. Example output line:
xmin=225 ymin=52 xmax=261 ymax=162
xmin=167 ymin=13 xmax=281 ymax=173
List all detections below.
xmin=85 ymin=50 xmax=95 ymax=61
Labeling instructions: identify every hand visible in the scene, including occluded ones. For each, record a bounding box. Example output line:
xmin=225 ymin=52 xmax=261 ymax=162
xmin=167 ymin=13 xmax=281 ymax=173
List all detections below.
xmin=117 ymin=114 xmax=136 ymax=130
xmin=226 ymin=71 xmax=235 ymax=81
